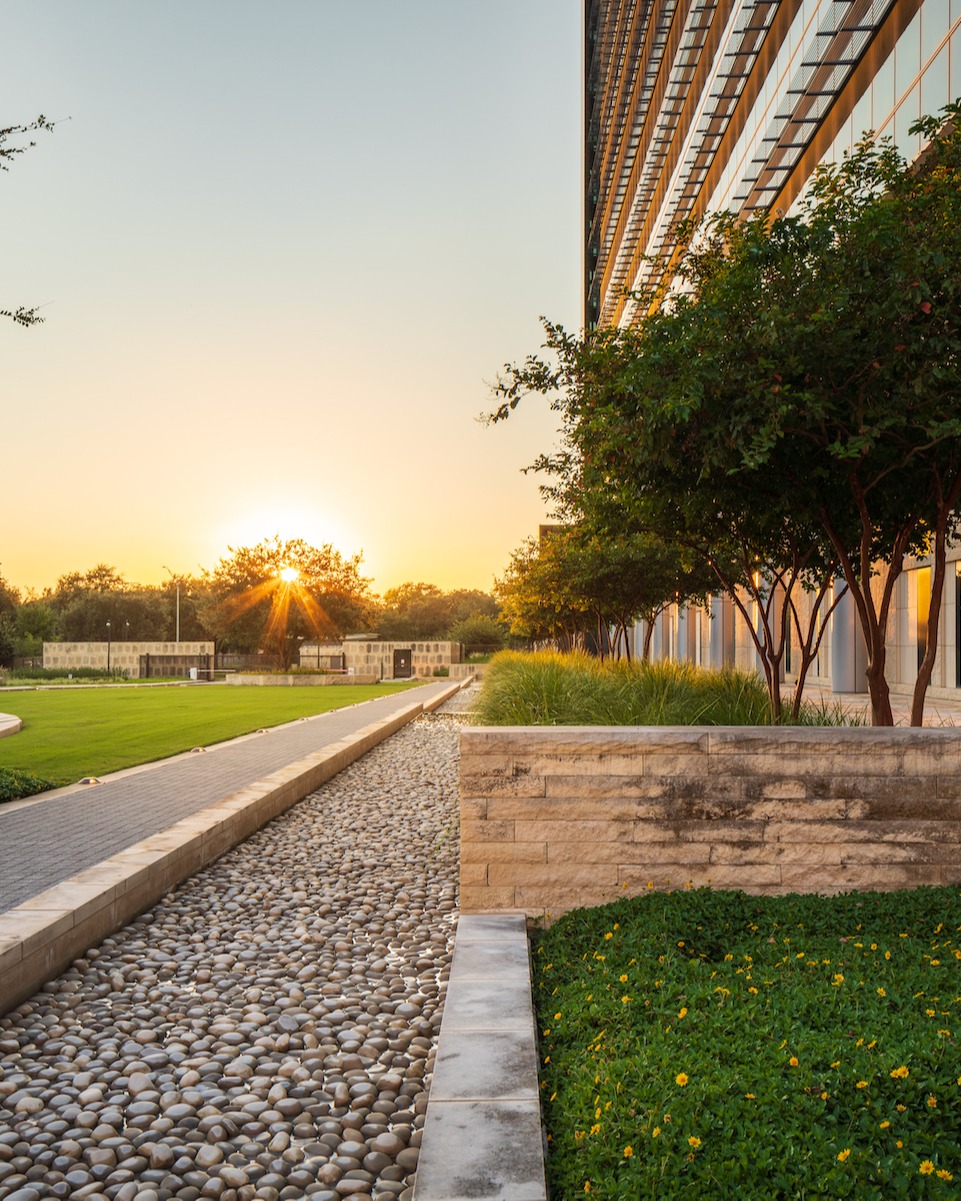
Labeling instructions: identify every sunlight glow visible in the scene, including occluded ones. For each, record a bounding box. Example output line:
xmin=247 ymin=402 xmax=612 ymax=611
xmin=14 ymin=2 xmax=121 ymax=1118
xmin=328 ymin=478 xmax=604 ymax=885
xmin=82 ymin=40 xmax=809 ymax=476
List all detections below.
xmin=279 ymin=566 xmax=299 ymax=583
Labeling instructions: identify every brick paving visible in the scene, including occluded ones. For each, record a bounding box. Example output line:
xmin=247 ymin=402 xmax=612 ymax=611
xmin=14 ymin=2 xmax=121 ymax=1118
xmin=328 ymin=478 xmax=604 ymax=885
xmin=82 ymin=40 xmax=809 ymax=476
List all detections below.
xmin=0 ymin=683 xmax=453 ymax=914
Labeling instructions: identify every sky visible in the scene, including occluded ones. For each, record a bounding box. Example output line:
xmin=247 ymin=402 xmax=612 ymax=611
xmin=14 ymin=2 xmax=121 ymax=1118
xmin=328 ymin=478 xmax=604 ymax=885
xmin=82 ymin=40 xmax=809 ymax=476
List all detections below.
xmin=2 ymin=1 xmax=581 ymax=598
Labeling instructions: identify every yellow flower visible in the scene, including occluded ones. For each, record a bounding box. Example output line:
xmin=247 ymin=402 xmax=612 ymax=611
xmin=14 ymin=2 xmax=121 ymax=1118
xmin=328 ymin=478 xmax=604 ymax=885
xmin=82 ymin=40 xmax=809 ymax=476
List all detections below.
xmin=927 ymin=1095 xmax=937 ymax=1108
xmin=745 ymin=1093 xmax=756 ymax=1099
xmin=621 ymin=996 xmax=631 ymax=1004
xmin=856 ymin=1081 xmax=868 ymax=1090
xmin=832 ymin=973 xmax=844 ymax=986
xmin=896 ymin=1104 xmax=906 ymax=1113
xmin=837 ymin=1148 xmax=851 ymax=1162
xmin=676 ymin=1073 xmax=689 ymax=1087
xmin=897 ymin=1140 xmax=903 ymax=1149
xmin=885 ymin=950 xmax=891 ymax=959
xmin=678 ymin=1007 xmax=688 ymax=1019
xmin=623 ymin=1146 xmax=633 ymax=1159
xmin=590 ymin=1123 xmax=601 ymax=1136
xmin=554 ymin=1012 xmax=562 ymax=1020
xmin=789 ymin=1057 xmax=799 ymax=1067
xmin=879 ymin=1121 xmax=890 ymax=1129
xmin=749 ymin=986 xmax=758 ymax=994
xmin=920 ymin=1161 xmax=935 ymax=1176
xmin=604 ymin=932 xmax=613 ymax=940
xmin=619 ymin=974 xmax=628 ymax=983
xmin=688 ymin=1136 xmax=701 ymax=1149
xmin=877 ymin=987 xmax=886 ymax=997
xmin=652 ymin=1127 xmax=660 ymax=1138
xmin=936 ymin=1169 xmax=954 ymax=1182
xmin=584 ymin=1183 xmax=591 ymax=1194
xmin=821 ymin=1092 xmax=829 ymax=1100
xmin=890 ymin=1065 xmax=910 ymax=1079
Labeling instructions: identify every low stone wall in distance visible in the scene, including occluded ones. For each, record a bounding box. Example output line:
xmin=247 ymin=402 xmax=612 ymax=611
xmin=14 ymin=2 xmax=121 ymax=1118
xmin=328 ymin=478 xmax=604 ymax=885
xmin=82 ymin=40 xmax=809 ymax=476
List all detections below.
xmin=460 ymin=727 xmax=961 ymax=917
xmin=227 ymin=673 xmax=379 ymax=686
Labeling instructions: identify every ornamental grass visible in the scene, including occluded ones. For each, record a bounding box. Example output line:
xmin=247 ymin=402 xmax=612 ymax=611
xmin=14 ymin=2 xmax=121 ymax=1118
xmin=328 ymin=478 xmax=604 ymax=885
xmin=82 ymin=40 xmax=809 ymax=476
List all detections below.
xmin=471 ymin=650 xmax=854 ymax=727
xmin=534 ymin=886 xmax=961 ymax=1199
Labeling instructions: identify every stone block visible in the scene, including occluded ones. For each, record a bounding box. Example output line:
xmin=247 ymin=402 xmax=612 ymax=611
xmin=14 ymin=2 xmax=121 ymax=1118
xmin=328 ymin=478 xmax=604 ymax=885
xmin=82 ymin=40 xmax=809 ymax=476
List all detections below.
xmin=514 ymin=885 xmax=625 ymax=916
xmin=547 ymin=841 xmax=637 ymax=865
xmin=779 ymin=863 xmax=939 ymax=890
xmin=459 ymin=862 xmax=489 ymax=886
xmin=638 ymin=753 xmax=710 ymax=778
xmin=440 ymin=978 xmax=533 ymax=1032
xmin=461 ymin=819 xmax=515 ymax=844
xmin=459 ymin=752 xmax=516 ymax=778
xmin=462 ymin=775 xmax=547 ymax=799
xmin=489 ymin=863 xmax=618 ymax=888
xmin=459 ymin=885 xmax=517 ymax=912
xmin=634 ymin=819 xmax=769 ymax=843
xmin=710 ymin=841 xmax=842 ymax=866
xmin=486 ymin=796 xmax=644 ymax=821
xmin=470 ymin=842 xmax=546 ymax=865
xmin=460 ymin=798 xmax=489 ymax=820
xmin=513 ymin=818 xmax=634 ymax=844
xmin=413 ymin=1099 xmax=546 ymax=1201
xmin=695 ymin=864 xmax=782 ymax=888
xmin=430 ymin=1030 xmax=538 ymax=1101
xmin=544 ymin=776 xmax=649 ymax=799
xmin=618 ymin=863 xmax=718 ymax=888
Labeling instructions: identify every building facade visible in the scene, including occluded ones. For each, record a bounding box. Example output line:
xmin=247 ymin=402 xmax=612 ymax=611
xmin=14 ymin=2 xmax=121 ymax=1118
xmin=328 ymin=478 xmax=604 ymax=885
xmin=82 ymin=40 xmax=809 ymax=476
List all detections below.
xmin=585 ymin=0 xmax=961 ymax=700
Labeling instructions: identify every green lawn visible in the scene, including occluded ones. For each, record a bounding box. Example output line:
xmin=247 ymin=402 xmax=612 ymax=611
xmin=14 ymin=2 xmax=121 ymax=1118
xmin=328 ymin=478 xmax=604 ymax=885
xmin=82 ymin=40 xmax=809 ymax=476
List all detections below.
xmin=0 ymin=682 xmax=423 ymax=788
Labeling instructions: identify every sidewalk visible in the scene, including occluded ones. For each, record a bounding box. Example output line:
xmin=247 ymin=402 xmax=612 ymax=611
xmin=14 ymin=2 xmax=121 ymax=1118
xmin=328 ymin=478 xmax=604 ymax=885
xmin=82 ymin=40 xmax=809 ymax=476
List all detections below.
xmin=0 ymin=679 xmax=463 ymax=1014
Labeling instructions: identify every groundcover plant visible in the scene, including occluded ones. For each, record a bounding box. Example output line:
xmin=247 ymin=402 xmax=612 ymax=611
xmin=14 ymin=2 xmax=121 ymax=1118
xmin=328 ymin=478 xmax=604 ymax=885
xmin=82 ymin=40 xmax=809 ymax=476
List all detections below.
xmin=533 ymin=886 xmax=961 ymax=1199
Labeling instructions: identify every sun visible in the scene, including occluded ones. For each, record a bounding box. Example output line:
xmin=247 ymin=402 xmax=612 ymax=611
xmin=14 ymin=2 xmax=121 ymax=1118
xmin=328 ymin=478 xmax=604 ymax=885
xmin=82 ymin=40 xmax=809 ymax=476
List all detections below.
xmin=279 ymin=566 xmax=299 ymax=583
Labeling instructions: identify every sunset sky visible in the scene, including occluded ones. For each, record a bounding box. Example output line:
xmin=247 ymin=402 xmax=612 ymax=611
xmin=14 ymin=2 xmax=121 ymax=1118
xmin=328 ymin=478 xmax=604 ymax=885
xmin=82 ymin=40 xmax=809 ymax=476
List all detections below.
xmin=3 ymin=2 xmax=580 ymax=598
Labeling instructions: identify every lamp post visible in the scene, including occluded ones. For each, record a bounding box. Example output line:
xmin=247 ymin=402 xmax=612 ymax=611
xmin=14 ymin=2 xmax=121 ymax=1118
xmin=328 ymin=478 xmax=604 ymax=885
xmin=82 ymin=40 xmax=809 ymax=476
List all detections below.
xmin=163 ymin=565 xmax=181 ymax=642
xmin=106 ymin=621 xmax=111 ymax=675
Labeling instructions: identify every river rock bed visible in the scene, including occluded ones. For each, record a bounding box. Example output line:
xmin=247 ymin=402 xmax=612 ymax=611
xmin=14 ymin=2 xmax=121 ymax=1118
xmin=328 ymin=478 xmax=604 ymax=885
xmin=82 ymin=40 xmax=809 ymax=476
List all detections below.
xmin=0 ymin=707 xmax=465 ymax=1201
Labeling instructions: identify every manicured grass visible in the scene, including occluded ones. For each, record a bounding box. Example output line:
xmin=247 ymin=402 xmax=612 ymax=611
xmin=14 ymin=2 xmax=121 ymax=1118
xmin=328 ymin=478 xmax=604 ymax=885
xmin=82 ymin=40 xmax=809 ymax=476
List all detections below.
xmin=472 ymin=650 xmax=855 ymax=726
xmin=534 ymin=887 xmax=961 ymax=1199
xmin=0 ymin=682 xmax=423 ymax=790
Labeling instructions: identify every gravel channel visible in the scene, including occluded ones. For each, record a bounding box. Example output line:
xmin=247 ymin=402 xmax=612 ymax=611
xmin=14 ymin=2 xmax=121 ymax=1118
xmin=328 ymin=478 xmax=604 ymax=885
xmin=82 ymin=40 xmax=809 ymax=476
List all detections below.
xmin=0 ymin=700 xmax=470 ymax=1201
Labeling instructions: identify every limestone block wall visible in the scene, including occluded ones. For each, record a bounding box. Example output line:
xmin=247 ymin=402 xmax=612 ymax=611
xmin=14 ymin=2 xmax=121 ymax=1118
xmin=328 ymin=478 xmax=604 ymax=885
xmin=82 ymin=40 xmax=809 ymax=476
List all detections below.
xmin=343 ymin=641 xmax=462 ymax=679
xmin=460 ymin=727 xmax=961 ymax=917
xmin=43 ymin=642 xmax=213 ymax=677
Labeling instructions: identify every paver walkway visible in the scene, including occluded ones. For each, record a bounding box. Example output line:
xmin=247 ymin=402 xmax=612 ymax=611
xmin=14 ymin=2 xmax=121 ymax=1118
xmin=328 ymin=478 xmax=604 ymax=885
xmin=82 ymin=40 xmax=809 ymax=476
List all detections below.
xmin=0 ymin=682 xmax=455 ymax=914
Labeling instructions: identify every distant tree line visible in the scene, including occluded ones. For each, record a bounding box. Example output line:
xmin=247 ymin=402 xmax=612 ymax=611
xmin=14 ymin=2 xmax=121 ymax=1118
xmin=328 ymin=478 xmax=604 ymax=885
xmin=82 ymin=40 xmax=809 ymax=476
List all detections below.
xmin=0 ymin=537 xmax=508 ymax=670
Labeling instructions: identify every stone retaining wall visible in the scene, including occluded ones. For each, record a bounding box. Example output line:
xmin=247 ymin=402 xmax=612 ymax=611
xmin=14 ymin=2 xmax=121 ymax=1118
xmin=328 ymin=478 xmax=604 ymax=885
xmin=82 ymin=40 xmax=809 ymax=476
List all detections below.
xmin=460 ymin=726 xmax=961 ymax=917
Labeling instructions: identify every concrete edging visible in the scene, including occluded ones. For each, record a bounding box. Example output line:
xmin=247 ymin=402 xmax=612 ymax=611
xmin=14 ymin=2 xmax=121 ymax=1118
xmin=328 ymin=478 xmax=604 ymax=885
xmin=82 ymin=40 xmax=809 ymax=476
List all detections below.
xmin=0 ymin=680 xmax=465 ymax=1017
xmin=0 ymin=712 xmax=22 ymax=740
xmin=414 ymin=914 xmax=547 ymax=1201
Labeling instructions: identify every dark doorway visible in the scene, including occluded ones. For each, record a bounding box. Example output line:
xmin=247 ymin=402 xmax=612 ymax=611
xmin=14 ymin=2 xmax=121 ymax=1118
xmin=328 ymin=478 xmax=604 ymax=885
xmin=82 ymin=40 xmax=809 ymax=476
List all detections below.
xmin=393 ymin=648 xmax=412 ymax=679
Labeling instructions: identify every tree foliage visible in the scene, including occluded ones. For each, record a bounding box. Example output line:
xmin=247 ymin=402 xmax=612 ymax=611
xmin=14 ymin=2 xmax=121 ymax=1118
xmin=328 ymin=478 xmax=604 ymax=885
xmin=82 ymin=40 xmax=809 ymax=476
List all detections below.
xmin=491 ymin=102 xmax=961 ymax=725
xmin=2 ymin=116 xmax=55 ymax=327
xmin=203 ymin=536 xmax=374 ymax=666
xmin=376 ymin=583 xmax=499 ymax=641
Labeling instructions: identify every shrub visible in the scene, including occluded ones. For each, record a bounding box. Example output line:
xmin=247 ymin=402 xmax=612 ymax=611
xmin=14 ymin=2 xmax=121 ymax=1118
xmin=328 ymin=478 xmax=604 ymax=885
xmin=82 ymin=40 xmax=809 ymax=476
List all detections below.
xmin=0 ymin=767 xmax=57 ymax=803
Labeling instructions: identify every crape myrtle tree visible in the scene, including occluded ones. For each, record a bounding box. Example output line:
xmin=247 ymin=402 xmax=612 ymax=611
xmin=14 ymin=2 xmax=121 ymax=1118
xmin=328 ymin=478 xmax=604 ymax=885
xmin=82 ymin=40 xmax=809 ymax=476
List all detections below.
xmin=202 ymin=536 xmax=374 ymax=668
xmin=496 ymin=536 xmax=591 ymax=650
xmin=492 ymin=102 xmax=961 ymax=726
xmin=495 ymin=525 xmax=709 ymax=661
xmin=492 ymin=317 xmax=845 ymax=721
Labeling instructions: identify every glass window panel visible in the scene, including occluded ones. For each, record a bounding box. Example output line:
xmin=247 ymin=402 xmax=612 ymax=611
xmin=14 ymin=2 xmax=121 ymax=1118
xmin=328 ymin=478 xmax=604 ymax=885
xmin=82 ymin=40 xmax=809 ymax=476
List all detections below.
xmin=850 ymin=88 xmax=872 ymax=139
xmin=953 ymin=22 xmax=961 ymax=97
xmin=872 ymin=52 xmax=896 ymax=133
xmin=894 ymin=11 xmax=923 ymax=99
xmin=921 ymin=46 xmax=950 ymax=121
xmin=921 ymin=3 xmax=950 ymax=65
xmin=893 ymin=84 xmax=922 ymax=157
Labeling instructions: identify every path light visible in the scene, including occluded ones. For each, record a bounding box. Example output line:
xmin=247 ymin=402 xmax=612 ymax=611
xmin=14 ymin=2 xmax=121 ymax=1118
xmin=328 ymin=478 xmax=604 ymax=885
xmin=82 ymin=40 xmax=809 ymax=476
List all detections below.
xmin=106 ymin=621 xmax=111 ymax=674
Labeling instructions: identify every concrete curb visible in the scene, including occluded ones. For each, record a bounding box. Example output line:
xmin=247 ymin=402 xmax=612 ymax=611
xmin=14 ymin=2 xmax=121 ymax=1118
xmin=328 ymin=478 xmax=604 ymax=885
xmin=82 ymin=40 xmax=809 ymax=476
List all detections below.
xmin=414 ymin=914 xmax=547 ymax=1201
xmin=0 ymin=712 xmax=22 ymax=740
xmin=0 ymin=680 xmax=464 ymax=1017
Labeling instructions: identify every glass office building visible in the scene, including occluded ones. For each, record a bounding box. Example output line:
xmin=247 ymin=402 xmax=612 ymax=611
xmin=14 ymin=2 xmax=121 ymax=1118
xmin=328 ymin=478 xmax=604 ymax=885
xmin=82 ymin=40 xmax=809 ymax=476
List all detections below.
xmin=586 ymin=0 xmax=961 ymax=329
xmin=584 ymin=0 xmax=961 ymax=701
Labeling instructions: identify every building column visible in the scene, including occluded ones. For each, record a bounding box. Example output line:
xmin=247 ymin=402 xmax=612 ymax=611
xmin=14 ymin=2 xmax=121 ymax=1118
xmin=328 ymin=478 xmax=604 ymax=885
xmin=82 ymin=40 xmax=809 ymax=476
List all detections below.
xmin=830 ymin=582 xmax=868 ymax=693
